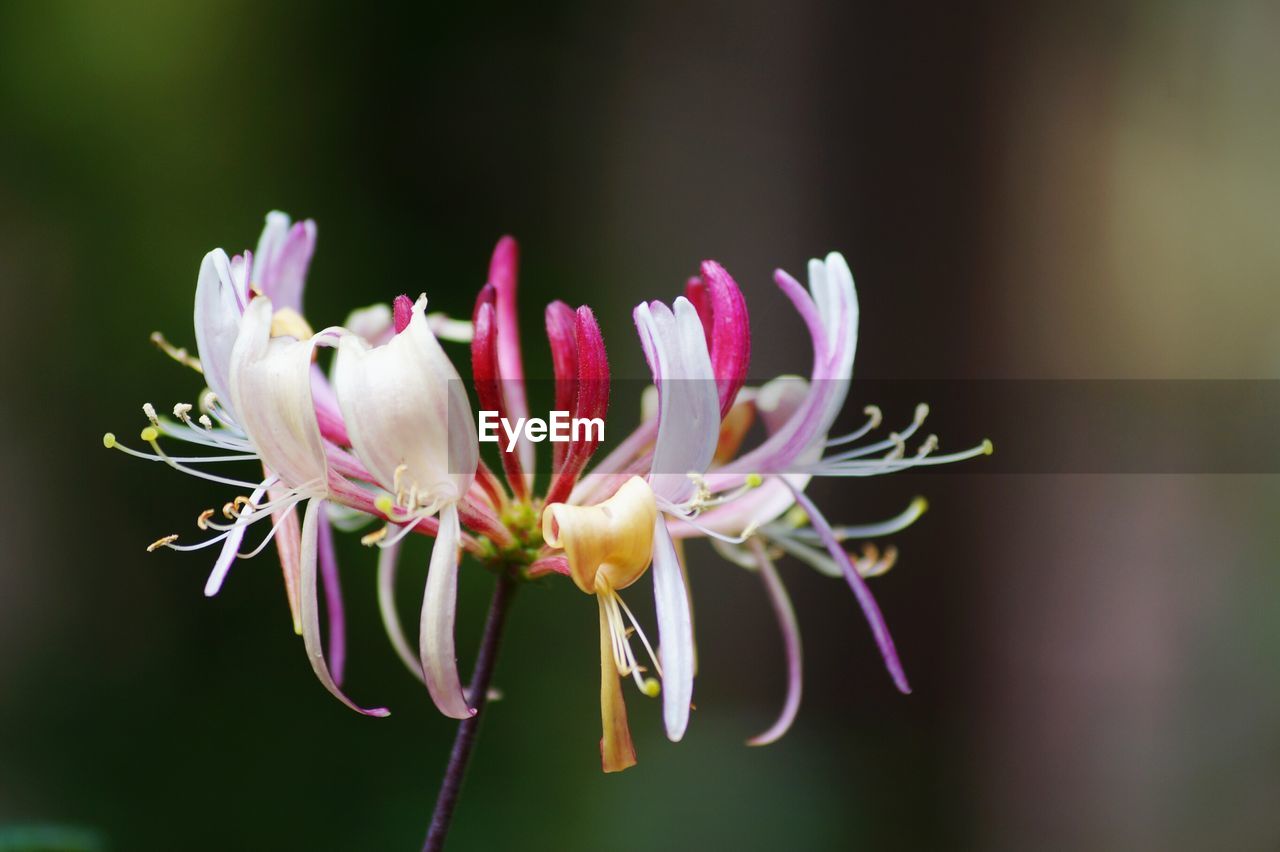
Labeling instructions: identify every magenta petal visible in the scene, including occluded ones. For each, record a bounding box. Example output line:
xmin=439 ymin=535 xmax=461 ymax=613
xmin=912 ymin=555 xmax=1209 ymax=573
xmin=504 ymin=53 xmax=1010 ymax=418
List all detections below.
xmin=699 ymin=260 xmax=751 ymax=418
xmin=784 ymin=482 xmax=911 ymax=695
xmin=316 ymin=510 xmax=347 ymax=687
xmin=299 ymin=498 xmax=389 ymax=716
xmin=747 ymin=538 xmax=803 ymax=746
xmin=545 ymin=300 xmax=579 ymax=471
xmin=472 ymin=299 xmax=526 ymax=498
xmin=488 ymin=236 xmax=532 ymax=472
xmin=684 ymin=275 xmax=715 ymax=341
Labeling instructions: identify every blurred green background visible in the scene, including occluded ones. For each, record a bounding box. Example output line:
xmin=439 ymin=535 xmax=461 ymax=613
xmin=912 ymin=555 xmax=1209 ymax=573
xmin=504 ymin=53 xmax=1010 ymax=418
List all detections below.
xmin=2 ymin=1 xmax=1279 ymax=850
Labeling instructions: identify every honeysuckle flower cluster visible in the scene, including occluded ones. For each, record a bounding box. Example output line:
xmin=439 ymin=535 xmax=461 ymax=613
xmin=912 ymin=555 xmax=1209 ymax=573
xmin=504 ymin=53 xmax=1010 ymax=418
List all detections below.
xmin=106 ymin=212 xmax=990 ymax=773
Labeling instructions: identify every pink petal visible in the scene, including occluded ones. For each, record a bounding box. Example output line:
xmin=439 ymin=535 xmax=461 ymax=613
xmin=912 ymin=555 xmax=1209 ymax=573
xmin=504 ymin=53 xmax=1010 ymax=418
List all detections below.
xmin=746 ymin=538 xmax=802 ymax=746
xmin=299 ymin=498 xmax=389 ymax=716
xmin=784 ymin=481 xmax=910 ymax=695
xmin=316 ymin=510 xmax=347 ymax=686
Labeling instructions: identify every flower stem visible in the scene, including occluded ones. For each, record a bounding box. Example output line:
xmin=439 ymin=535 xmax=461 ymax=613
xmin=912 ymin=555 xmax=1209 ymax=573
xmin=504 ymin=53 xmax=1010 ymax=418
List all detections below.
xmin=422 ymin=570 xmax=517 ymax=852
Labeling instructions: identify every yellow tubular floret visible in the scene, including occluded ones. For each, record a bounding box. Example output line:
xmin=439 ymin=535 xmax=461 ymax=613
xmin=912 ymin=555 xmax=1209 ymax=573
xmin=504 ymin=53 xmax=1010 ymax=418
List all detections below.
xmin=542 ymin=476 xmax=657 ymax=595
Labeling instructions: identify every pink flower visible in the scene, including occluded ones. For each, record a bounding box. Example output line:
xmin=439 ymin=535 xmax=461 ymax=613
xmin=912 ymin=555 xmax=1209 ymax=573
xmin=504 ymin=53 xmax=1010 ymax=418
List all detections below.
xmin=105 ymin=216 xmax=989 ymax=775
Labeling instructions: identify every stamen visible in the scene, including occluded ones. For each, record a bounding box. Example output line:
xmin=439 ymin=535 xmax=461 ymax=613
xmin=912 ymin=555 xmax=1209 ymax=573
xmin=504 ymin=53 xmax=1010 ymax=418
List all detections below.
xmin=361 ymin=526 xmax=389 ymax=546
xmin=147 ymin=534 xmax=179 ymax=552
xmin=824 ymin=404 xmax=930 ymax=463
xmin=825 ymin=404 xmax=884 ymax=447
xmin=142 ymin=403 xmax=159 ymax=426
xmin=613 ymin=592 xmax=664 ymax=680
xmin=150 ymin=331 xmax=203 ymax=373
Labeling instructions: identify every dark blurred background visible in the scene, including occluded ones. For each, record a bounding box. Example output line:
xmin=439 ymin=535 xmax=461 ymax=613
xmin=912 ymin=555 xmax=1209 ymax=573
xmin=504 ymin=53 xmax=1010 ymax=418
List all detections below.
xmin=3 ymin=1 xmax=1279 ymax=850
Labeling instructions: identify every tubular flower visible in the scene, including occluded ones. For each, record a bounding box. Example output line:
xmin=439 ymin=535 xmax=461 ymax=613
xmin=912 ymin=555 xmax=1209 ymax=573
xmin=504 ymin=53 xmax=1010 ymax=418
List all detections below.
xmin=333 ymin=294 xmax=479 ymax=719
xmin=105 ymin=213 xmax=988 ymax=777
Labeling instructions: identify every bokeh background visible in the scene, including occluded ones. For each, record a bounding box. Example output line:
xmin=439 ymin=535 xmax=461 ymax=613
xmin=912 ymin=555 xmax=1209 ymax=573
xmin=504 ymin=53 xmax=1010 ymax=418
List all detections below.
xmin=2 ymin=1 xmax=1279 ymax=849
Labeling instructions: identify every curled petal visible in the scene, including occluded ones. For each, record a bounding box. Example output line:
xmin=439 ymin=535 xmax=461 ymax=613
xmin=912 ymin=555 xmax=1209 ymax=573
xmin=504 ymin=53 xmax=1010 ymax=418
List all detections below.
xmin=652 ymin=518 xmax=694 ymax=741
xmin=784 ymin=481 xmax=910 ymax=695
xmin=299 ymin=498 xmax=389 ymax=716
xmin=419 ymin=503 xmax=474 ymax=719
xmin=714 ymin=254 xmax=857 ymax=485
xmin=634 ymin=298 xmax=719 ymax=504
xmin=543 ymin=476 xmax=657 ymax=595
xmin=746 ymin=538 xmax=802 ymax=746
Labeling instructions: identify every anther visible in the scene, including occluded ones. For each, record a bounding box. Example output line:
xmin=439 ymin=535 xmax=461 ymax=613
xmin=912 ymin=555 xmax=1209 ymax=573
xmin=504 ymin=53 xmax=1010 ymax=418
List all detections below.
xmin=142 ymin=403 xmax=159 ymax=425
xmin=864 ymin=405 xmax=883 ymax=429
xmin=198 ymin=414 xmax=213 ymax=430
xmin=913 ymin=403 xmax=930 ymax=427
xmin=917 ymin=434 xmax=939 ymax=457
xmin=173 ymin=402 xmax=194 ymax=423
xmin=147 ymin=534 xmax=179 ymax=552
xmin=197 ymin=509 xmax=215 ymax=530
xmin=361 ymin=526 xmax=389 ymax=546
xmin=222 ymin=502 xmax=237 ymax=519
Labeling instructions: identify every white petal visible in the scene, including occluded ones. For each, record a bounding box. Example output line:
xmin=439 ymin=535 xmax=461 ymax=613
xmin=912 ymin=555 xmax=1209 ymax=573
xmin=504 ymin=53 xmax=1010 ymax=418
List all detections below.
xmin=419 ymin=503 xmax=474 ymax=719
xmin=635 ymin=298 xmax=719 ymax=504
xmin=228 ymin=296 xmax=328 ymax=490
xmin=652 ymin=517 xmax=694 ymax=741
xmin=203 ymin=478 xmax=274 ymax=596
xmin=333 ymin=295 xmax=476 ymax=501
xmin=193 ymin=249 xmax=246 ymax=416
xmin=299 ymin=498 xmax=389 ymax=716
